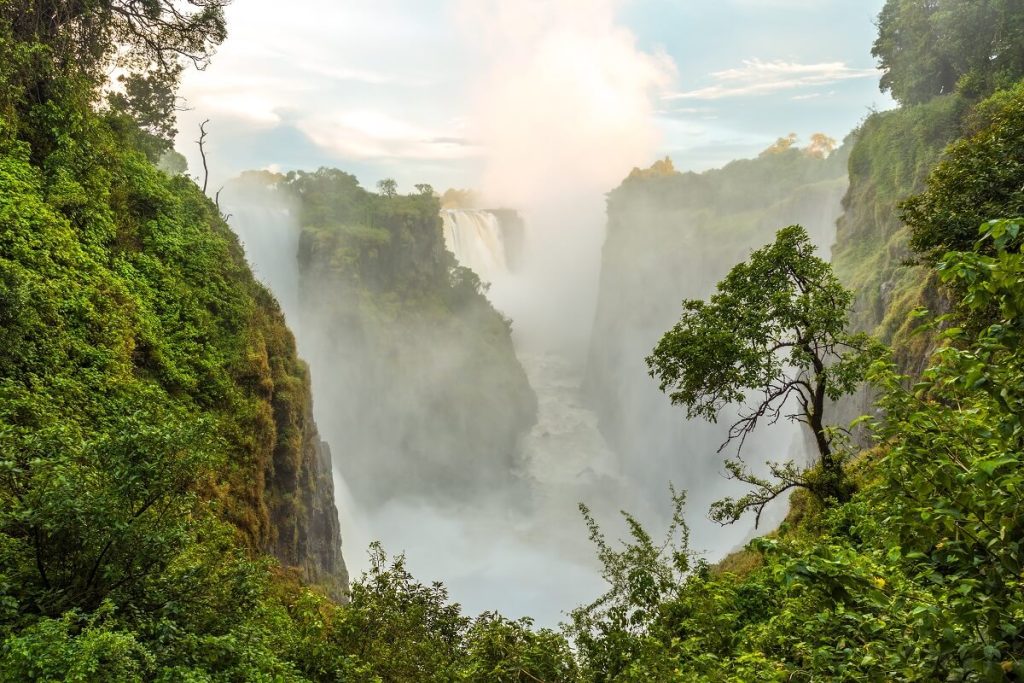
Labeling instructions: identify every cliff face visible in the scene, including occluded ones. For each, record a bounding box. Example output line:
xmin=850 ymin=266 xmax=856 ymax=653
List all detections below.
xmin=254 ymin=297 xmax=348 ymax=595
xmin=584 ymin=149 xmax=848 ymax=495
xmin=827 ymin=97 xmax=968 ymax=432
xmin=225 ymin=170 xmax=537 ymax=508
xmin=832 ymin=97 xmax=966 ymax=355
xmin=0 ymin=125 xmax=347 ymax=597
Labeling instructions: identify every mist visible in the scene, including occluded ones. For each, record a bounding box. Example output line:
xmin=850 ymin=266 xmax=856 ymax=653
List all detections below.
xmin=459 ymin=0 xmax=673 ymax=353
xmin=213 ymin=2 xmax=862 ymax=629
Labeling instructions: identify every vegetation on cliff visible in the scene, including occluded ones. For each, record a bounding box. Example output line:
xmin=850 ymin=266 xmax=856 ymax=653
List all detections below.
xmin=0 ymin=1 xmax=349 ymax=677
xmin=3 ymin=0 xmax=1024 ymax=680
xmin=227 ymin=168 xmax=537 ymax=506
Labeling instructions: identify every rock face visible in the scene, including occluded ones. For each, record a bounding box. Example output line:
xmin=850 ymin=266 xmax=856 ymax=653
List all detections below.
xmin=584 ymin=150 xmax=849 ymax=499
xmin=257 ymin=302 xmax=348 ymax=596
xmin=188 ymin=219 xmax=349 ymax=598
xmin=223 ymin=170 xmax=537 ymax=510
xmin=295 ymin=186 xmax=537 ymax=507
xmin=828 ymin=97 xmax=966 ymax=434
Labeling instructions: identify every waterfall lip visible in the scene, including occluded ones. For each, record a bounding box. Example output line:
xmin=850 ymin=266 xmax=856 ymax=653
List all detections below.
xmin=440 ymin=208 xmax=510 ymax=283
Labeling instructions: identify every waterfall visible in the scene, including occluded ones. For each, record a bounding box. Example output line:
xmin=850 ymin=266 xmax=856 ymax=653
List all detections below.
xmin=441 ymin=209 xmax=508 ymax=282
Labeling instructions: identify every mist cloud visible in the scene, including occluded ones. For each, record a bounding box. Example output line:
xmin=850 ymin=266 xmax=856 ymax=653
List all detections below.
xmin=454 ymin=0 xmax=675 ymax=352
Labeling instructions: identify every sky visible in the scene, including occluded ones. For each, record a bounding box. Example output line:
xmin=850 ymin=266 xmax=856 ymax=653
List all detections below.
xmin=176 ymin=0 xmax=893 ymax=194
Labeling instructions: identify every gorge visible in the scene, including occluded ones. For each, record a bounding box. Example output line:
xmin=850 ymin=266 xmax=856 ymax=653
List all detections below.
xmin=5 ymin=0 xmax=1024 ymax=678
xmin=221 ymin=142 xmax=851 ymax=623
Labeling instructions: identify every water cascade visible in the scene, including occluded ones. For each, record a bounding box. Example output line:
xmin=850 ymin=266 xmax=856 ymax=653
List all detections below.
xmin=441 ymin=209 xmax=509 ymax=282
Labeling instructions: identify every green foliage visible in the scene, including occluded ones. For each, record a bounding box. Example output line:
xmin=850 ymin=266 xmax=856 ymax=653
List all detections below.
xmin=338 ymin=543 xmax=471 ymax=681
xmin=873 ymin=0 xmax=1024 ymax=106
xmin=865 ymin=219 xmax=1024 ymax=678
xmin=0 ymin=8 xmax=348 ymax=678
xmin=463 ymin=613 xmax=579 ymax=683
xmin=377 ymin=177 xmax=398 ymax=198
xmin=648 ymin=226 xmax=876 ymax=522
xmin=902 ymin=83 xmax=1024 ymax=257
xmin=570 ymin=219 xmax=1024 ymax=681
xmin=569 ymin=490 xmax=691 ymax=681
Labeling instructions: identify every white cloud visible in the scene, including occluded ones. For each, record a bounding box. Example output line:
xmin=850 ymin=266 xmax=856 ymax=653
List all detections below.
xmin=176 ymin=0 xmax=472 ymax=182
xmin=663 ymin=59 xmax=877 ymax=101
xmin=297 ymin=110 xmax=479 ymax=161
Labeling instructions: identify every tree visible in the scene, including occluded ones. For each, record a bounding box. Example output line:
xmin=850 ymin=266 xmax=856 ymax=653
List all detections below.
xmin=2 ymin=0 xmax=229 ymax=151
xmin=376 ymin=178 xmax=398 ymax=198
xmin=569 ymin=489 xmax=692 ymax=681
xmin=626 ymin=156 xmax=677 ymax=181
xmin=413 ymin=183 xmax=434 ymax=197
xmin=333 ymin=543 xmax=471 ymax=680
xmin=873 ymin=0 xmax=1024 ymax=106
xmin=647 ymin=226 xmax=876 ymax=524
xmin=902 ymin=83 xmax=1024 ymax=259
xmin=804 ymin=133 xmax=837 ymax=159
xmin=4 ymin=0 xmax=229 ymax=78
xmin=462 ymin=613 xmax=578 ymax=683
xmin=760 ymin=133 xmax=798 ymax=156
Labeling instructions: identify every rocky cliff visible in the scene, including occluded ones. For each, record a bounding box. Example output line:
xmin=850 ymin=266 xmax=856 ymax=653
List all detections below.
xmin=584 ymin=149 xmax=849 ymax=497
xmin=225 ymin=170 xmax=537 ymax=508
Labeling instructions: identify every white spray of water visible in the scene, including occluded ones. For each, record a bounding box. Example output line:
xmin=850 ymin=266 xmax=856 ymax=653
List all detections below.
xmin=440 ymin=209 xmax=508 ymax=282
xmin=361 ymin=0 xmax=683 ymax=624
xmin=455 ymin=0 xmax=675 ymax=354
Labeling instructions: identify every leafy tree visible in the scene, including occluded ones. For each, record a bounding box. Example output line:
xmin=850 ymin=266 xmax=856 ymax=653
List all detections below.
xmin=3 ymin=0 xmax=228 ymax=79
xmin=0 ymin=393 xmax=215 ymax=617
xmin=569 ymin=489 xmax=692 ymax=682
xmin=107 ymin=69 xmax=183 ymax=156
xmin=647 ymin=226 xmax=877 ymax=524
xmin=462 ymin=613 xmax=579 ymax=682
xmin=804 ymin=132 xmax=837 ymax=159
xmin=376 ymin=177 xmax=398 ymax=198
xmin=626 ymin=156 xmax=677 ymax=181
xmin=413 ymin=183 xmax=434 ymax=197
xmin=873 ymin=0 xmax=1024 ymax=106
xmin=902 ymin=82 xmax=1024 ymax=259
xmin=759 ymin=132 xmax=798 ymax=156
xmin=333 ymin=543 xmax=470 ymax=681
xmin=0 ymin=0 xmax=229 ymax=153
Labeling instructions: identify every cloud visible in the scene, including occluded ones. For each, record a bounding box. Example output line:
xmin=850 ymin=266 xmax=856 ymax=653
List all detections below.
xmin=296 ymin=111 xmax=480 ymax=161
xmin=177 ymin=0 xmax=474 ymax=183
xmin=663 ymin=59 xmax=877 ymax=101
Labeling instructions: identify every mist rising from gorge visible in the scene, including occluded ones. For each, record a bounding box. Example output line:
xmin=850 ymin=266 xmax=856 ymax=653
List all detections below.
xmin=456 ymin=0 xmax=674 ymax=354
xmin=218 ymin=3 xmax=855 ymax=628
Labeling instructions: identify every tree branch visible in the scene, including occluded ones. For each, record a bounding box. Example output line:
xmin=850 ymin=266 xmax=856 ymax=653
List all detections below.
xmin=197 ymin=118 xmax=209 ymax=194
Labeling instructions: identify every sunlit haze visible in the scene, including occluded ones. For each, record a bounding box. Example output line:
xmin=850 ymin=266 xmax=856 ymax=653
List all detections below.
xmin=177 ymin=0 xmax=891 ymax=190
